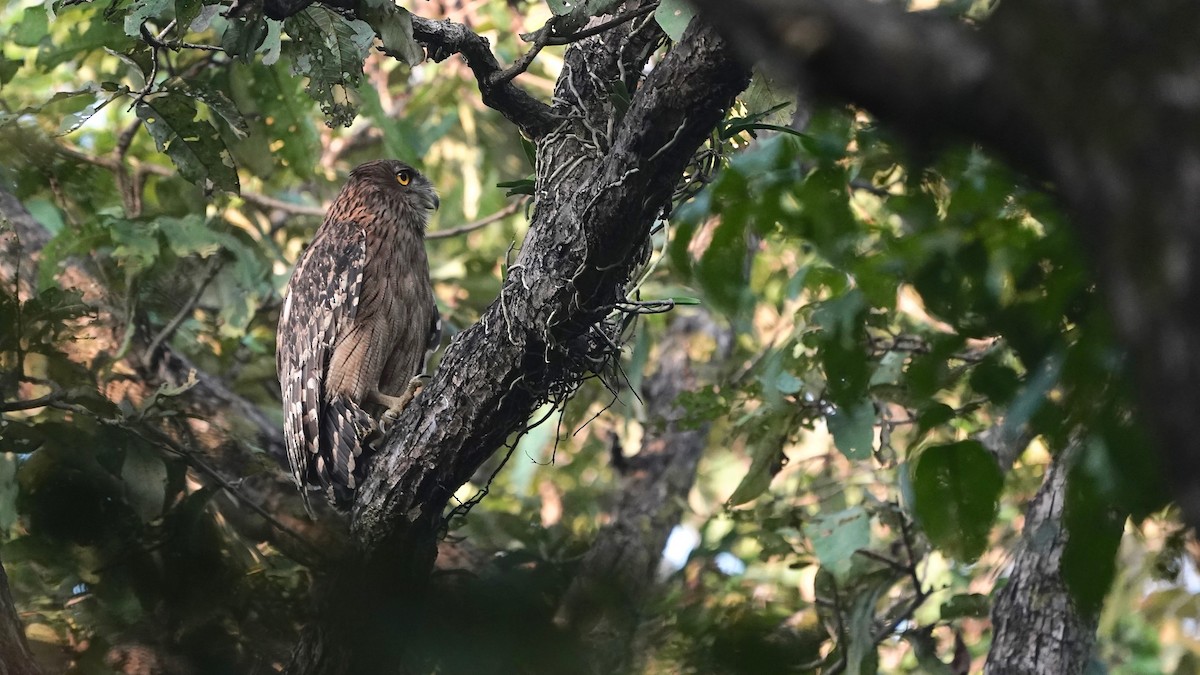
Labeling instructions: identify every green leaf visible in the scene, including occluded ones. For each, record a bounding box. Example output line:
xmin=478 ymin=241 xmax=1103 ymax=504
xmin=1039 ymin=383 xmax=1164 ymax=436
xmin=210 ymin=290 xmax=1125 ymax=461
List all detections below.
xmin=721 ymin=121 xmax=806 ymax=142
xmin=696 ymin=212 xmax=750 ymax=317
xmin=939 ymin=593 xmax=991 ymax=620
xmin=230 ymin=61 xmax=319 ymax=175
xmin=521 ymin=135 xmax=537 ymax=170
xmin=774 ymin=371 xmax=803 ymax=395
xmin=260 ymin=18 xmax=283 ymax=65
xmin=608 ymin=80 xmax=632 ymax=123
xmin=654 ymin=0 xmax=695 ymax=41
xmin=803 ymin=506 xmax=870 ymax=581
xmin=1062 ymin=451 xmax=1125 ymax=616
xmin=727 ymin=432 xmax=787 ymax=506
xmin=157 ymin=214 xmax=225 ymax=257
xmin=969 ymin=352 xmax=1021 ymax=403
xmin=740 ymin=72 xmax=795 ymax=128
xmin=1001 ymin=351 xmax=1062 ymax=442
xmin=12 ymin=7 xmax=49 ymax=47
xmin=24 ymin=199 xmax=65 ymax=236
xmin=37 ymin=12 xmax=135 ymax=69
xmin=496 ymin=177 xmax=536 ymax=197
xmin=221 ymin=6 xmax=269 ymax=60
xmin=916 ymin=401 xmax=956 ymax=435
xmin=0 ymin=56 xmax=20 ymax=87
xmin=869 ymin=350 xmax=906 ymax=387
xmin=360 ymin=0 xmax=423 ymax=66
xmin=122 ymin=446 xmax=168 ymax=523
xmin=124 ymin=0 xmax=172 ymax=37
xmin=827 ymin=399 xmax=875 ymax=460
xmin=135 ymin=92 xmax=240 ymax=193
xmin=813 ymin=290 xmax=870 ymax=406
xmin=109 ymin=218 xmax=161 ymax=273
xmin=176 ymin=0 xmax=202 ymax=35
xmin=910 ymin=440 xmax=1002 ymax=562
xmin=164 ymin=78 xmax=249 ymax=139
xmin=285 ymin=6 xmax=375 ymax=127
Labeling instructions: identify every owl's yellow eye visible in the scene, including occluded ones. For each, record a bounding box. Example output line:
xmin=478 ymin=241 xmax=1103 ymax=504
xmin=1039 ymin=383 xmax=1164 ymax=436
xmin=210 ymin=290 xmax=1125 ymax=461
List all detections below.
xmin=396 ymin=170 xmax=411 ymax=186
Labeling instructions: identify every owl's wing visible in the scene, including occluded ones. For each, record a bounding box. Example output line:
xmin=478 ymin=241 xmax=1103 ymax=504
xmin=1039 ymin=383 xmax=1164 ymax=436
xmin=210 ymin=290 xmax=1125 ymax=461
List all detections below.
xmin=278 ymin=224 xmax=367 ymax=511
xmin=424 ymin=293 xmax=441 ymax=372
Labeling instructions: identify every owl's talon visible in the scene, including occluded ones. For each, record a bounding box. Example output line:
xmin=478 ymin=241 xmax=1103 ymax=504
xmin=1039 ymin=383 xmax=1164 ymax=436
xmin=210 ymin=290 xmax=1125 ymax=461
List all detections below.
xmin=406 ymin=373 xmax=431 ymax=397
xmin=369 ymin=374 xmax=431 ymax=436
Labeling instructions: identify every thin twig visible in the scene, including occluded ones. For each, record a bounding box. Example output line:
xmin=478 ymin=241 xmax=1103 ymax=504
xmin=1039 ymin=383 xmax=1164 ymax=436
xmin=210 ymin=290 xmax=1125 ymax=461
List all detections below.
xmin=545 ymin=2 xmax=660 ymax=46
xmin=114 ymin=119 xmax=143 ymax=161
xmin=409 ymin=15 xmax=560 ymax=138
xmin=0 ymin=389 xmax=64 ymax=413
xmin=427 ymin=200 xmax=525 ymax=240
xmin=142 ymin=255 xmax=224 ymax=368
xmin=240 ymin=191 xmax=326 ymax=218
xmin=491 ymin=21 xmax=554 ymax=88
xmin=122 ymin=421 xmax=327 ymax=565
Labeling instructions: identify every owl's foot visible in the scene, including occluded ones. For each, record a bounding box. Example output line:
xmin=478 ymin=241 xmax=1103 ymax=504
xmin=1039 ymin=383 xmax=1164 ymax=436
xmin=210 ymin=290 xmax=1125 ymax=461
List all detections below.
xmin=371 ymin=375 xmax=431 ymax=435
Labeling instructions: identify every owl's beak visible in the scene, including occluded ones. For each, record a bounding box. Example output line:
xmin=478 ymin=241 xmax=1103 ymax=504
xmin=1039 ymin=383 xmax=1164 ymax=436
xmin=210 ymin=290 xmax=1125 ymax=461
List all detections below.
xmin=431 ymin=193 xmax=440 ymax=211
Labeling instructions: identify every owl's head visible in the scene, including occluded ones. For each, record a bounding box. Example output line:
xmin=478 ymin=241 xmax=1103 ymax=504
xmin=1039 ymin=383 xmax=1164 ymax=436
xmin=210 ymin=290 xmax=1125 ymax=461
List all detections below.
xmin=348 ymin=159 xmax=440 ymax=213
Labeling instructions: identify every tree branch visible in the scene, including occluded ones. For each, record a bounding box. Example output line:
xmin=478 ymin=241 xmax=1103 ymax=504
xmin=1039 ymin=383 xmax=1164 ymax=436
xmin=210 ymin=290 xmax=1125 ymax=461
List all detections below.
xmin=0 ymin=390 xmax=63 ymax=413
xmin=355 ymin=22 xmax=747 ymax=554
xmin=426 ymin=199 xmax=524 ymax=240
xmin=986 ymin=447 xmax=1097 ymax=674
xmin=239 ymin=191 xmax=325 ymax=218
xmin=686 ymin=0 xmax=1049 ymax=177
xmin=407 ymin=16 xmax=561 ymax=139
xmin=545 ymin=2 xmax=659 ymax=46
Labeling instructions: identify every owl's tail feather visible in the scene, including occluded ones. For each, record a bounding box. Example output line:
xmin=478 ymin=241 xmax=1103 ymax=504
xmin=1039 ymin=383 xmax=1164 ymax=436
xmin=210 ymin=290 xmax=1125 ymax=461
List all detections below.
xmin=318 ymin=395 xmax=374 ymax=509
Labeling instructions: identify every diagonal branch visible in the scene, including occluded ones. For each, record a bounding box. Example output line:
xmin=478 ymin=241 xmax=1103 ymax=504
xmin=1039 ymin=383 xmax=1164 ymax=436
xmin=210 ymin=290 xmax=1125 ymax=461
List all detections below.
xmin=287 ymin=20 xmax=751 ymax=674
xmin=407 ymin=16 xmax=561 ymax=139
xmin=355 ymin=23 xmax=748 ymax=556
xmin=685 ymin=0 xmax=1050 ymax=177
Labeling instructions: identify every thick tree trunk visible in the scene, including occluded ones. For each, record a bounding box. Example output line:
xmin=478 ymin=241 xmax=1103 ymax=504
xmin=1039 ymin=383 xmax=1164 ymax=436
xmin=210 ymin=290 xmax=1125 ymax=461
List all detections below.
xmin=986 ymin=450 xmax=1097 ymax=674
xmin=555 ymin=312 xmax=729 ymax=674
xmin=285 ymin=14 xmax=750 ymax=674
xmin=687 ymin=0 xmax=1200 ymax=528
xmin=0 ymin=552 xmax=40 ymax=675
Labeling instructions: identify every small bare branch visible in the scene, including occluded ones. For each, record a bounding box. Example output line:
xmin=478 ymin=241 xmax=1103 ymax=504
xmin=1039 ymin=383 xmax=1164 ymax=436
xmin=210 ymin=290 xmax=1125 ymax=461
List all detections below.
xmin=0 ymin=389 xmax=64 ymax=413
xmin=545 ymin=2 xmax=659 ymax=46
xmin=427 ymin=200 xmax=525 ymax=240
xmin=142 ymin=254 xmax=224 ymax=368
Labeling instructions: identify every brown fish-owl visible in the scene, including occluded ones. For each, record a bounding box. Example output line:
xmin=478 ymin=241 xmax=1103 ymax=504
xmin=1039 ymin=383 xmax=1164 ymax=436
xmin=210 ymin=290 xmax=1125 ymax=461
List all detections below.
xmin=277 ymin=159 xmax=440 ymax=510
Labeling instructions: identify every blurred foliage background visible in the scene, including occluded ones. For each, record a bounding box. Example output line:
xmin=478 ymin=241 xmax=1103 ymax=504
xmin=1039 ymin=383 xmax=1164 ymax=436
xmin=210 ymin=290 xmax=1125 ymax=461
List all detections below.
xmin=0 ymin=0 xmax=1196 ymax=673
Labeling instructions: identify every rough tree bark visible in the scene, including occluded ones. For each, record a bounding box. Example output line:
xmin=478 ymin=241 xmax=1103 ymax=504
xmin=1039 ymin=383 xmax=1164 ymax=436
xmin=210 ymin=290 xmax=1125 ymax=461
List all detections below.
xmin=554 ymin=312 xmax=730 ymax=674
xmin=986 ymin=449 xmax=1097 ymax=674
xmin=687 ymin=0 xmax=1200 ymax=530
xmin=0 ymin=551 xmax=40 ymax=675
xmin=282 ymin=8 xmax=750 ymax=673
